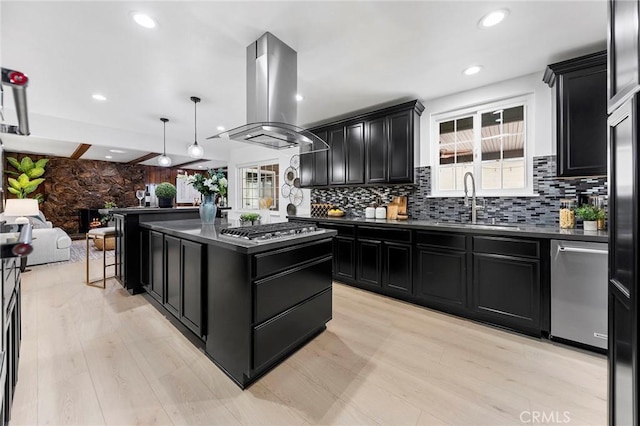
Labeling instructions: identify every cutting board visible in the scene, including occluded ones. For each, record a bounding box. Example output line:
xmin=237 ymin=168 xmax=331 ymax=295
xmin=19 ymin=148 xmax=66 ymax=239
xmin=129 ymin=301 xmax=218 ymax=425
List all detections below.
xmin=392 ymin=196 xmax=407 ymax=215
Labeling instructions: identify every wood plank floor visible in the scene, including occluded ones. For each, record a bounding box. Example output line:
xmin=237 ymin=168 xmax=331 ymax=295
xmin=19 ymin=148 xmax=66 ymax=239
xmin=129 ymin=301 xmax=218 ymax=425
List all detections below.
xmin=10 ymin=259 xmax=607 ymax=425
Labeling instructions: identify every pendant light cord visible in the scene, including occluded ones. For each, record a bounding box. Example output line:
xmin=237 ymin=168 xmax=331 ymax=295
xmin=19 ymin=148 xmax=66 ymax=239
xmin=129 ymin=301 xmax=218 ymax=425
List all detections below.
xmin=164 ymin=120 xmax=167 ymax=154
xmin=194 ymin=100 xmax=197 ymax=144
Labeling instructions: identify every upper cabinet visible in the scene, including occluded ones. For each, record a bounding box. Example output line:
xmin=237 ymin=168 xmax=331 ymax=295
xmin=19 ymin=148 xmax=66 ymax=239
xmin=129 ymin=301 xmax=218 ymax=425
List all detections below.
xmin=301 ymin=100 xmax=424 ymax=187
xmin=608 ymin=0 xmax=640 ymax=112
xmin=544 ymin=51 xmax=608 ymax=177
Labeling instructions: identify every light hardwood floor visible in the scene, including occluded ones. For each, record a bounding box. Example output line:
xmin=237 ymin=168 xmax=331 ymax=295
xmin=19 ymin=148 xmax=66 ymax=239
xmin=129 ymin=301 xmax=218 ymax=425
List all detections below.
xmin=10 ymin=259 xmax=607 ymax=425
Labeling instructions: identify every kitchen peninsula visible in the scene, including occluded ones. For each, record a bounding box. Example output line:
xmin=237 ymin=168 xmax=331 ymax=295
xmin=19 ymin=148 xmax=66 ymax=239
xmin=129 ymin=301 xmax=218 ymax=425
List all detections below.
xmin=116 ymin=212 xmax=336 ymax=388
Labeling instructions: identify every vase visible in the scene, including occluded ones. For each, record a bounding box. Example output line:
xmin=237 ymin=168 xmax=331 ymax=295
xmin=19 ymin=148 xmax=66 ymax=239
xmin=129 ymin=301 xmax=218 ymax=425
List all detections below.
xmin=199 ymin=195 xmax=217 ymax=224
xmin=583 ymin=220 xmax=598 ymax=231
xmin=158 ymin=197 xmax=173 ymax=208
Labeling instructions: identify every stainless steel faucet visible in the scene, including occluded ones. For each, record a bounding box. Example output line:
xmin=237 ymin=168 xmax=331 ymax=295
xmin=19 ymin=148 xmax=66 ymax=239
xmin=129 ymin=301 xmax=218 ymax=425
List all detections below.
xmin=463 ymin=172 xmax=484 ymax=224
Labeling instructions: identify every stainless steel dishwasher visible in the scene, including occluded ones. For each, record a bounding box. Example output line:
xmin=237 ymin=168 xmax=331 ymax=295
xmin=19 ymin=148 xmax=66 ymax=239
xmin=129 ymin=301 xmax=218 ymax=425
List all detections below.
xmin=551 ymin=240 xmax=608 ymax=350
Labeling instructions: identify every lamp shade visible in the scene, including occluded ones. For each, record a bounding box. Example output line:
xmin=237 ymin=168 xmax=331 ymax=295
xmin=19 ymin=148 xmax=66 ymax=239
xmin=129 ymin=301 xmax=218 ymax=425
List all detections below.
xmin=4 ymin=198 xmax=39 ymax=224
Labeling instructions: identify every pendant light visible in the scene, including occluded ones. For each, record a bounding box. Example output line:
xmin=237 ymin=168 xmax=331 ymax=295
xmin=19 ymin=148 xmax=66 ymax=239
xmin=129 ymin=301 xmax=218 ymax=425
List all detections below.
xmin=187 ymin=96 xmax=204 ymax=158
xmin=157 ymin=117 xmax=172 ymax=167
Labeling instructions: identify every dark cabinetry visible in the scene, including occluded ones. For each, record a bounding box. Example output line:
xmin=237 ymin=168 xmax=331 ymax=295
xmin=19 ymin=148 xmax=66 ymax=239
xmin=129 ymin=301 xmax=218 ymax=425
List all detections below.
xmin=302 ymin=100 xmax=424 ymax=187
xmin=2 ymin=257 xmax=21 ymax=424
xmin=608 ymin=0 xmax=640 ymax=111
xmin=140 ymin=229 xmax=205 ymax=338
xmin=544 ymin=51 xmax=608 ymax=177
xmin=357 ymin=239 xmax=382 ymax=288
xmin=414 ymin=231 xmax=468 ymax=313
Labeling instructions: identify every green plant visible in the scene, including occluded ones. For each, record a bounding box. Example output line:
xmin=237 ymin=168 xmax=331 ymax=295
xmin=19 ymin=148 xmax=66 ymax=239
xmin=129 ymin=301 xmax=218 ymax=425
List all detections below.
xmin=155 ymin=182 xmax=177 ymax=199
xmin=100 ymin=200 xmax=118 ymax=225
xmin=5 ymin=156 xmax=49 ymax=200
xmin=575 ymin=204 xmax=605 ymax=221
xmin=240 ymin=213 xmax=260 ymax=223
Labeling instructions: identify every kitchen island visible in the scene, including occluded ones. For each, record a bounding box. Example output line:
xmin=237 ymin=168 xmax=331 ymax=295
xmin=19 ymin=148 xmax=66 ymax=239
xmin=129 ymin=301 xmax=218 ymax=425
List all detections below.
xmin=137 ymin=219 xmax=336 ymax=388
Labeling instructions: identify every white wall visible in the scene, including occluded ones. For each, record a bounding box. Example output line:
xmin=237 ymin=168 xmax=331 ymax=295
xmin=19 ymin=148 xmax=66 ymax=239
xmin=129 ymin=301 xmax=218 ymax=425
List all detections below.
xmin=419 ymin=72 xmax=554 ymax=167
xmin=226 ymin=144 xmax=310 ymax=222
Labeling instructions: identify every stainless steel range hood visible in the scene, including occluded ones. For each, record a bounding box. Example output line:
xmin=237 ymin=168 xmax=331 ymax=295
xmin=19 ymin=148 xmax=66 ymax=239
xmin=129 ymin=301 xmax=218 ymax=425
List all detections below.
xmin=207 ymin=32 xmax=328 ymax=153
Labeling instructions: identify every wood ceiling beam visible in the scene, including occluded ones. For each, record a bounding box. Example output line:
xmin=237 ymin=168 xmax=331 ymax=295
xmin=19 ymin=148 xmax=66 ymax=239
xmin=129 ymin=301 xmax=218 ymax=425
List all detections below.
xmin=70 ymin=143 xmax=91 ymax=159
xmin=128 ymin=153 xmax=160 ymax=164
xmin=172 ymin=159 xmax=209 ymax=169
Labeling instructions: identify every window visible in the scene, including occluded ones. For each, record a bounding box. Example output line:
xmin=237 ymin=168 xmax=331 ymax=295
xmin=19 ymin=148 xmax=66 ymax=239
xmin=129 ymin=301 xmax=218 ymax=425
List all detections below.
xmin=238 ymin=162 xmax=279 ymax=211
xmin=432 ymin=96 xmax=532 ymax=196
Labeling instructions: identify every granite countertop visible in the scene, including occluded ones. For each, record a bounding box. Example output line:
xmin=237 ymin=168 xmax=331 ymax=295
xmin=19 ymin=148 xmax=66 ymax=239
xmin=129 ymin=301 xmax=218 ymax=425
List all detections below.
xmin=112 ymin=206 xmax=199 ymax=214
xmin=288 ymin=215 xmax=608 ymax=243
xmin=140 ymin=219 xmax=337 ymax=254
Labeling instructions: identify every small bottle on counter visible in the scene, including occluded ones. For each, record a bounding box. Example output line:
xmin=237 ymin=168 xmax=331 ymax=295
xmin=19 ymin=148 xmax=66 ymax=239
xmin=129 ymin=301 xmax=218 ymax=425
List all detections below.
xmin=559 ymin=199 xmax=576 ymax=229
xmin=145 ymin=185 xmax=151 ymax=207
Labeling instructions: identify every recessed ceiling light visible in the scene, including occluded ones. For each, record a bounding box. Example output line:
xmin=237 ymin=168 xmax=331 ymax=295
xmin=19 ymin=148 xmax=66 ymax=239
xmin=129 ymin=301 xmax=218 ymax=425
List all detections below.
xmin=109 ymin=149 xmax=126 ymax=153
xmin=217 ymin=126 xmax=225 ymax=131
xmin=198 ymin=165 xmax=204 ymax=169
xmin=132 ymin=12 xmax=156 ymax=29
xmin=105 ymin=155 xmax=113 ymax=159
xmin=463 ymin=65 xmax=483 ymax=76
xmin=295 ymin=94 xmax=304 ymax=102
xmin=92 ymin=93 xmax=107 ymax=101
xmin=479 ymin=9 xmax=509 ymax=28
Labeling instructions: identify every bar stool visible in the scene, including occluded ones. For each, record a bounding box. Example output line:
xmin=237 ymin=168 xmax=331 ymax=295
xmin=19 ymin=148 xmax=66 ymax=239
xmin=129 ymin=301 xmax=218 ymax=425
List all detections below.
xmin=86 ymin=226 xmax=116 ymax=288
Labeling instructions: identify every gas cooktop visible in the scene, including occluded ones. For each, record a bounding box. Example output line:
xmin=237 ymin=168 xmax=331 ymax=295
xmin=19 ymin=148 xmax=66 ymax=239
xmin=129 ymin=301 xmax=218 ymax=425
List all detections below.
xmin=220 ymin=222 xmax=323 ymax=243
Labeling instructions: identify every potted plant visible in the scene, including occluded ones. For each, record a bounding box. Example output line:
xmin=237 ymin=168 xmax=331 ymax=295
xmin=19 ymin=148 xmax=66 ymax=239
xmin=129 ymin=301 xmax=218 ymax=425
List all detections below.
xmin=239 ymin=212 xmax=260 ymax=226
xmin=155 ymin=182 xmax=177 ymax=208
xmin=100 ymin=200 xmax=118 ymax=227
xmin=575 ymin=204 xmax=605 ymax=231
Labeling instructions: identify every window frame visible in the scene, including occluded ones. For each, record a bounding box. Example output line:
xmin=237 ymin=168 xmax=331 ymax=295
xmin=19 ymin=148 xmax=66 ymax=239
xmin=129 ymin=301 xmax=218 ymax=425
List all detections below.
xmin=236 ymin=160 xmax=280 ymax=212
xmin=430 ymin=94 xmax=535 ymax=198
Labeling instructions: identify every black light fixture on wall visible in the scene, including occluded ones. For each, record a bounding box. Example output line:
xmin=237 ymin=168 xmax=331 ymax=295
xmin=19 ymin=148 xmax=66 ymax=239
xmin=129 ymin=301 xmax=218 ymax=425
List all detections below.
xmin=187 ymin=96 xmax=204 ymax=159
xmin=157 ymin=117 xmax=172 ymax=167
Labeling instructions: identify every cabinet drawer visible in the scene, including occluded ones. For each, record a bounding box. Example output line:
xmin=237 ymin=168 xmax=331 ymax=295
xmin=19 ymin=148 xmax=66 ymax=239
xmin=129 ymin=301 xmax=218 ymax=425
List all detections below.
xmin=416 ymin=231 xmax=466 ymax=250
xmin=358 ymin=226 xmax=411 ymax=243
xmin=253 ymin=239 xmax=333 ymax=279
xmin=473 ymin=236 xmax=539 ymax=259
xmin=317 ymin=223 xmax=355 ymax=237
xmin=254 ymin=257 xmax=331 ymax=324
xmin=253 ymin=288 xmax=332 ymax=370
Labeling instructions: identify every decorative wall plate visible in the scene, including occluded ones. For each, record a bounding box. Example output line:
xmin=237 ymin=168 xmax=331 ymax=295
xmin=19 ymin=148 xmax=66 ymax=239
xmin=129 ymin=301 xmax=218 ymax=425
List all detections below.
xmin=290 ymin=154 xmax=300 ymax=169
xmin=284 ymin=166 xmax=297 ymax=185
xmin=281 ymin=183 xmax=291 ymax=197
xmin=289 ymin=187 xmax=303 ymax=206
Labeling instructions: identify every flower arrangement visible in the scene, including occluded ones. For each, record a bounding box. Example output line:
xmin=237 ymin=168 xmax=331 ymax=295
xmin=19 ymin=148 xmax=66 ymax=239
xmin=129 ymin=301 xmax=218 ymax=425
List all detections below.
xmin=186 ymin=168 xmax=227 ymax=197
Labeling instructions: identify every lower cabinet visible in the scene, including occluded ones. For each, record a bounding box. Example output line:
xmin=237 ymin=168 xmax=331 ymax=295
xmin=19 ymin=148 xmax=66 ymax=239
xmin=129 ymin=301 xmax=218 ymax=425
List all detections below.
xmin=383 ymin=242 xmax=412 ymax=295
xmin=311 ymin=220 xmax=549 ymax=336
xmin=2 ymin=258 xmax=22 ymax=424
xmin=357 ymin=239 xmax=382 ymax=288
xmin=141 ymin=230 xmax=205 ymax=338
xmin=470 ymin=236 xmax=544 ymax=334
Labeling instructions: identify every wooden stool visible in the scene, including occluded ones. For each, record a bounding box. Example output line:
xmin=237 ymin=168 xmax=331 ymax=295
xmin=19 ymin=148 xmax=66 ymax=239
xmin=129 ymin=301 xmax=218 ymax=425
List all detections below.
xmin=86 ymin=227 xmax=117 ymax=288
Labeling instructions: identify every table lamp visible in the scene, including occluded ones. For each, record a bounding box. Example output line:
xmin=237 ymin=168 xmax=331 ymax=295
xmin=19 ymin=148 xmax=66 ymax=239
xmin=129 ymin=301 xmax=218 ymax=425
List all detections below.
xmin=3 ymin=198 xmax=39 ymax=224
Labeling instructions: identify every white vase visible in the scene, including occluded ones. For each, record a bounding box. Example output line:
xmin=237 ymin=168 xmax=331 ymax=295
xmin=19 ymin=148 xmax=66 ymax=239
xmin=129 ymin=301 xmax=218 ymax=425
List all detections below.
xmin=583 ymin=220 xmax=598 ymax=231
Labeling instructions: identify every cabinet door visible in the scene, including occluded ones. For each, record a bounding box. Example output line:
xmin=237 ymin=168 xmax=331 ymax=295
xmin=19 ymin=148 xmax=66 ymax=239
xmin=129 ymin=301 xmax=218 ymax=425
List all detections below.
xmin=357 ymin=239 xmax=382 ymax=288
xmin=383 ymin=242 xmax=412 ymax=294
xmin=164 ymin=235 xmax=181 ymax=317
xmin=139 ymin=229 xmax=150 ymax=288
xmin=558 ymin=64 xmax=608 ymax=176
xmin=313 ymin=129 xmax=329 ymax=186
xmin=414 ymin=247 xmax=467 ymax=311
xmin=114 ymin=215 xmax=125 ymax=283
xmin=365 ymin=117 xmax=388 ymax=184
xmin=181 ymin=240 xmax=204 ymax=336
xmin=299 ymin=143 xmax=314 ymax=187
xmin=472 ymin=254 xmax=540 ymax=334
xmin=345 ymin=123 xmax=365 ymax=184
xmin=388 ymin=110 xmax=413 ymax=182
xmin=334 ymin=236 xmax=356 ymax=281
xmin=608 ymin=0 xmax=640 ymax=110
xmin=329 ymin=127 xmax=346 ymax=185
xmin=149 ymin=231 xmax=164 ymax=303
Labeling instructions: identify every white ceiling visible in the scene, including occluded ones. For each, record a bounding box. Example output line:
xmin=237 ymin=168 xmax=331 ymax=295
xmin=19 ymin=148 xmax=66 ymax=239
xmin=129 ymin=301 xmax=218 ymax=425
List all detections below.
xmin=0 ymin=0 xmax=607 ymax=167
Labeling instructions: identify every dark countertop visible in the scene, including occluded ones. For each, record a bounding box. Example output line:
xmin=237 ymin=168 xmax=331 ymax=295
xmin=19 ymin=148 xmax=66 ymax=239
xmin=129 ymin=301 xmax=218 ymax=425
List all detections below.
xmin=112 ymin=207 xmax=199 ymax=214
xmin=140 ymin=219 xmax=337 ymax=254
xmin=288 ymin=215 xmax=608 ymax=243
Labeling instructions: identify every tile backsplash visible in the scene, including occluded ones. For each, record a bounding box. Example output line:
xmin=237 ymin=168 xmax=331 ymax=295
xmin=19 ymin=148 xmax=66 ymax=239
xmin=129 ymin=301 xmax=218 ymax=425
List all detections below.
xmin=310 ymin=155 xmax=607 ymax=226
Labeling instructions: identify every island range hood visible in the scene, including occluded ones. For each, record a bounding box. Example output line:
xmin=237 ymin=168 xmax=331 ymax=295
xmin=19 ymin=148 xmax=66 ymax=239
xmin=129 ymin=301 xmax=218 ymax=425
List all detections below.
xmin=207 ymin=32 xmax=328 ymax=153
